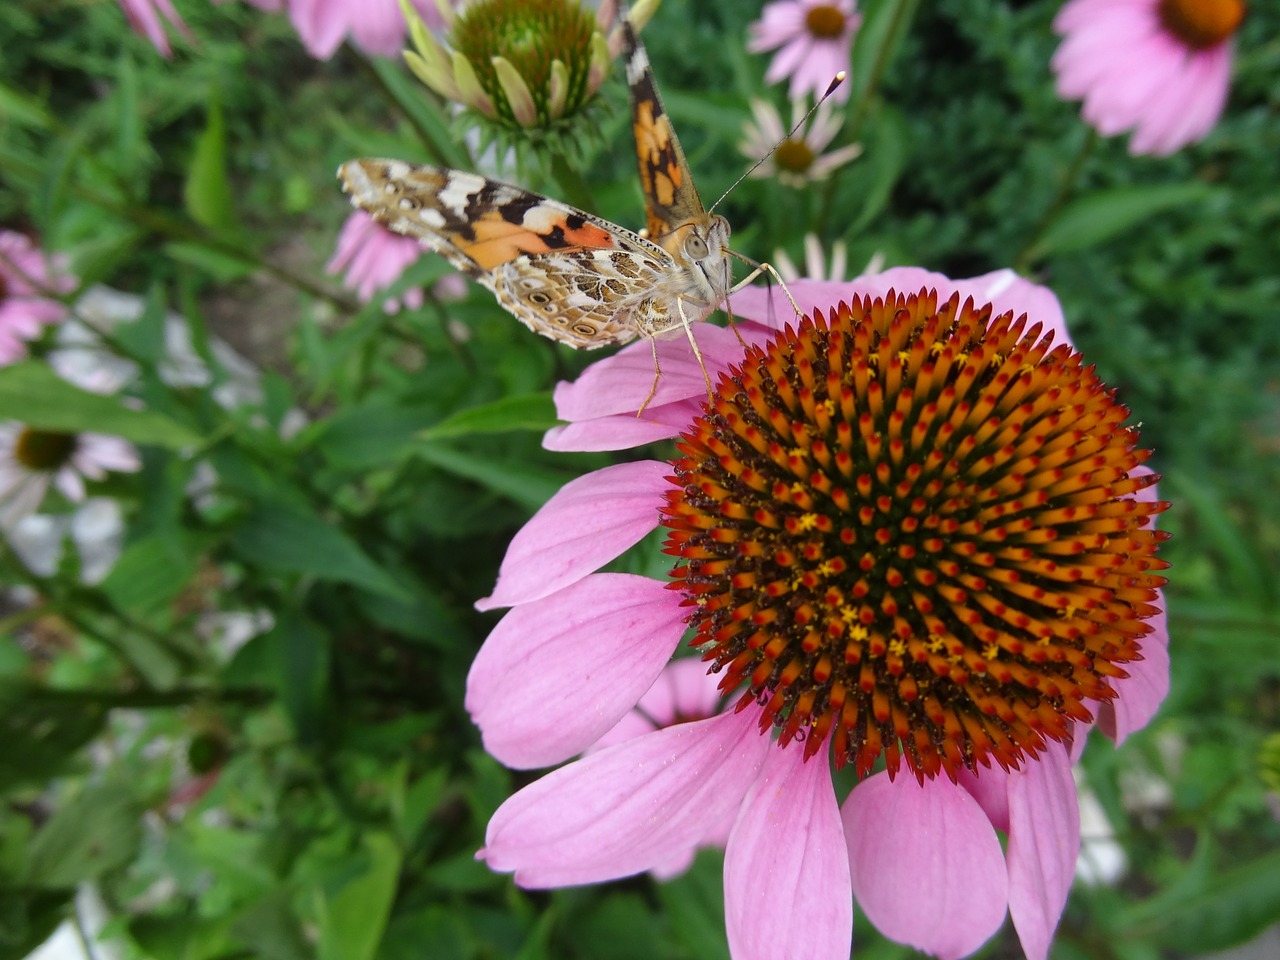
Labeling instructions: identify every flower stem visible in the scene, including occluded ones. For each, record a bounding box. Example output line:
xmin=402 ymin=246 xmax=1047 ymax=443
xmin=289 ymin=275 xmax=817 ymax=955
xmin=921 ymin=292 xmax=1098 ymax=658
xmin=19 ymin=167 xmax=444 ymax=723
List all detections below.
xmin=548 ymin=149 xmax=597 ymax=214
xmin=1013 ymin=129 xmax=1097 ymax=272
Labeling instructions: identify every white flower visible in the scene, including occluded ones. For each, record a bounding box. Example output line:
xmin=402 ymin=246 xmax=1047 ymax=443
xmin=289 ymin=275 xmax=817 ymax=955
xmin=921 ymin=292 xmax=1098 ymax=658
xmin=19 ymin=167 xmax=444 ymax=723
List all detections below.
xmin=740 ymin=98 xmax=861 ymax=188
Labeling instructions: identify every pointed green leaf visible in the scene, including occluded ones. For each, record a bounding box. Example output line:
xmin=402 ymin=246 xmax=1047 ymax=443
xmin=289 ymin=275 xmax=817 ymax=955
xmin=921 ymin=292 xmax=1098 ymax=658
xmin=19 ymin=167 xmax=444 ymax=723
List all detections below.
xmin=0 ymin=362 xmax=200 ymax=448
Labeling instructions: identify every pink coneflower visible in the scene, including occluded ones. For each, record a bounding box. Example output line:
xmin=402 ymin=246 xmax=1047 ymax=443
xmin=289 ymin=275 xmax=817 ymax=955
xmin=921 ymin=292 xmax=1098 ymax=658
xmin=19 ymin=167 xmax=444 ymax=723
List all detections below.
xmin=1052 ymin=0 xmax=1247 ymax=156
xmin=741 ymin=99 xmax=861 ymax=188
xmin=0 ymin=231 xmax=74 ymax=366
xmin=283 ymin=0 xmax=445 ymax=60
xmin=0 ymin=424 xmax=140 ymax=532
xmin=327 ymin=211 xmax=427 ymax=313
xmin=116 ymin=0 xmax=193 ymax=57
xmin=467 ymin=267 xmax=1170 ymax=960
xmin=748 ymin=0 xmax=861 ymax=105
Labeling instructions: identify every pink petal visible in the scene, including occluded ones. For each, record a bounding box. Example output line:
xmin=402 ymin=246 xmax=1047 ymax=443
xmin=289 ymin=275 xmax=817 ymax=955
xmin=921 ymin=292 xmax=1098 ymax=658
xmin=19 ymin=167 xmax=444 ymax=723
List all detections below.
xmin=844 ymin=773 xmax=1009 ymax=959
xmin=957 ymin=763 xmax=1012 ymax=833
xmin=725 ymin=745 xmax=853 ymax=960
xmin=590 ymin=658 xmax=724 ymax=751
xmin=466 ymin=574 xmax=686 ymax=769
xmin=480 ymin=709 xmax=771 ymax=886
xmin=476 ymin=461 xmax=667 ymax=610
xmin=542 ymin=407 xmax=689 ymax=451
xmin=553 ymin=324 xmax=754 ymax=422
xmin=1007 ymin=742 xmax=1080 ymax=960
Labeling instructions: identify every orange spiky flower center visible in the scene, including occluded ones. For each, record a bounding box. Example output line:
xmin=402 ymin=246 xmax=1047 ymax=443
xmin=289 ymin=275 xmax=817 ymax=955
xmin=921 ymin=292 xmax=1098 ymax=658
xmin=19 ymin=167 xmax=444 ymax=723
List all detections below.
xmin=1158 ymin=0 xmax=1246 ymax=50
xmin=661 ymin=289 xmax=1169 ymax=783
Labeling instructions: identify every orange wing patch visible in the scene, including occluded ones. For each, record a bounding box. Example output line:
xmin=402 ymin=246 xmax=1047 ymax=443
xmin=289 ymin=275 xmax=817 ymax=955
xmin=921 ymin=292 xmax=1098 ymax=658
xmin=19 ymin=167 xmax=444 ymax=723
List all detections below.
xmin=462 ymin=211 xmax=619 ymax=269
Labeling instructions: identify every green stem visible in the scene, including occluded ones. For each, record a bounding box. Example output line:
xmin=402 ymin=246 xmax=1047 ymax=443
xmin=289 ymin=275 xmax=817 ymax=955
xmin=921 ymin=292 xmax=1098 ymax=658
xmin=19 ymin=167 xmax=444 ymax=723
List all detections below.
xmin=846 ymin=0 xmax=919 ymax=142
xmin=818 ymin=0 xmax=918 ymax=234
xmin=1013 ymin=129 xmax=1097 ymax=272
xmin=548 ymin=149 xmax=597 ymax=213
xmin=22 ymin=685 xmax=271 ymax=709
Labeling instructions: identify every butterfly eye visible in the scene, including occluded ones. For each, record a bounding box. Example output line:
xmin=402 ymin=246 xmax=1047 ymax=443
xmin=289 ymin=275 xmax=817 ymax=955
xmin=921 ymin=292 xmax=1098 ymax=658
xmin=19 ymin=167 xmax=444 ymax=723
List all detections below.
xmin=683 ymin=234 xmax=709 ymax=260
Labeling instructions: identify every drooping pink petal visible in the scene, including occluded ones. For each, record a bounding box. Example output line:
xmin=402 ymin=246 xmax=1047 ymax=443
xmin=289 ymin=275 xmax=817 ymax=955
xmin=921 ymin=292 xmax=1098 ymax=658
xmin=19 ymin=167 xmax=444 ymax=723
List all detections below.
xmin=466 ymin=574 xmax=686 ymax=769
xmin=542 ymin=404 xmax=694 ymax=451
xmin=480 ymin=709 xmax=771 ymax=886
xmin=725 ymin=745 xmax=852 ymax=960
xmin=844 ymin=773 xmax=1009 ymax=960
xmin=476 ymin=461 xmax=668 ymax=610
xmin=1007 ymin=741 xmax=1080 ymax=960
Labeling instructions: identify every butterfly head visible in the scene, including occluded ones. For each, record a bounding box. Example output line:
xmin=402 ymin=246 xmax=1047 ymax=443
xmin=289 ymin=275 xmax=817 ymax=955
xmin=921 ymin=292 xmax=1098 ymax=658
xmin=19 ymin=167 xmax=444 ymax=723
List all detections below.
xmin=660 ymin=214 xmax=734 ymax=308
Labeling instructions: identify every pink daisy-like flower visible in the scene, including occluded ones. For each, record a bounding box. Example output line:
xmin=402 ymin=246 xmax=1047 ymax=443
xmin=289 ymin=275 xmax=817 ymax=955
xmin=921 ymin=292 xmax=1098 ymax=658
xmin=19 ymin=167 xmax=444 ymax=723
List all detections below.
xmin=0 ymin=231 xmax=74 ymax=366
xmin=1052 ymin=0 xmax=1247 ymax=156
xmin=283 ymin=0 xmax=444 ymax=61
xmin=467 ymin=267 xmax=1170 ymax=960
xmin=748 ymin=0 xmax=861 ymax=105
xmin=0 ymin=424 xmax=141 ymax=532
xmin=116 ymin=0 xmax=193 ymax=57
xmin=327 ymin=211 xmax=427 ymax=313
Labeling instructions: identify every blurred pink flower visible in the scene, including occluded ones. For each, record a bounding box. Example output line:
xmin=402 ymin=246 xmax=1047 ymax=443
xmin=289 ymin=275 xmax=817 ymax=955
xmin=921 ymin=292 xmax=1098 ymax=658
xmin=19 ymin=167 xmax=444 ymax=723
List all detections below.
xmin=327 ymin=211 xmax=426 ymax=314
xmin=467 ymin=267 xmax=1171 ymax=960
xmin=285 ymin=0 xmax=445 ymax=60
xmin=1052 ymin=0 xmax=1246 ymax=156
xmin=748 ymin=0 xmax=860 ymax=105
xmin=117 ymin=0 xmax=193 ymax=57
xmin=0 ymin=231 xmax=74 ymax=366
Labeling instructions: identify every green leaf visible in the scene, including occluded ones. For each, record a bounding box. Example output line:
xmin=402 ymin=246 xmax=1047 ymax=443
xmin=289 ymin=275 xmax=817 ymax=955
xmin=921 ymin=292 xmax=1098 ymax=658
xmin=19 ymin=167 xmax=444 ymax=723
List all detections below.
xmin=229 ymin=499 xmax=412 ymax=601
xmin=99 ymin=533 xmax=198 ymax=614
xmin=0 ymin=362 xmax=200 ymax=449
xmin=1029 ymin=182 xmax=1217 ymax=259
xmin=0 ymin=686 xmax=107 ymax=792
xmin=184 ymin=87 xmax=236 ymax=230
xmin=24 ymin=781 xmax=143 ymax=888
xmin=658 ymin=850 xmax=731 ymax=960
xmin=412 ymin=443 xmax=574 ymax=512
xmin=316 ymin=832 xmax=402 ymax=960
xmin=316 ymin=404 xmax=435 ymax=470
xmin=1121 ymin=846 xmax=1280 ymax=953
xmin=419 ymin=393 xmax=558 ymax=441
xmin=272 ymin=609 xmax=330 ymax=744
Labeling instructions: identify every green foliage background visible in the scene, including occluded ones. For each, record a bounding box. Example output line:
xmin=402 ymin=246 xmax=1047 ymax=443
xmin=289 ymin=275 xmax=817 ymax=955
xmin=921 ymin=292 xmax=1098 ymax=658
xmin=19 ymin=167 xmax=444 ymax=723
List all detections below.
xmin=1 ymin=1 xmax=1278 ymax=958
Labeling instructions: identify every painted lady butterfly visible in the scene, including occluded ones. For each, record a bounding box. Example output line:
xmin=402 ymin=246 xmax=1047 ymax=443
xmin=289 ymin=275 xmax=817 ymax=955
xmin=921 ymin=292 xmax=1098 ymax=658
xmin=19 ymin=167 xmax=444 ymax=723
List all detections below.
xmin=338 ymin=12 xmax=754 ymax=405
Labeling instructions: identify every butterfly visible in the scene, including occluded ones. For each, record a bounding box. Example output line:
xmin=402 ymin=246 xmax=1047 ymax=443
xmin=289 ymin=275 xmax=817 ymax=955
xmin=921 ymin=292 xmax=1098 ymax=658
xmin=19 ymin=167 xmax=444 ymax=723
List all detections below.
xmin=338 ymin=12 xmax=753 ymax=408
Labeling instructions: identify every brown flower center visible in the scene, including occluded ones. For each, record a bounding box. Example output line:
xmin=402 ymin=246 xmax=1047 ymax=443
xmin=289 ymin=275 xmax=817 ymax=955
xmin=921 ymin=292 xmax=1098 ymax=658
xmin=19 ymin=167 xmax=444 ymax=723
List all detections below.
xmin=1158 ymin=0 xmax=1246 ymax=50
xmin=452 ymin=0 xmax=598 ymax=125
xmin=15 ymin=428 xmax=77 ymax=472
xmin=662 ymin=290 xmax=1169 ymax=783
xmin=774 ymin=137 xmax=817 ymax=174
xmin=805 ymin=4 xmax=848 ymax=40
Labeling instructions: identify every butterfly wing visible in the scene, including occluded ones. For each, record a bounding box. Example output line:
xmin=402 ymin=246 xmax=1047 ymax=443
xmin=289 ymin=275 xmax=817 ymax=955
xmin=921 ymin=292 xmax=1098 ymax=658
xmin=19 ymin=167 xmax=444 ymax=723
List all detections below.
xmin=338 ymin=158 xmax=672 ymax=348
xmin=620 ymin=15 xmax=707 ymax=241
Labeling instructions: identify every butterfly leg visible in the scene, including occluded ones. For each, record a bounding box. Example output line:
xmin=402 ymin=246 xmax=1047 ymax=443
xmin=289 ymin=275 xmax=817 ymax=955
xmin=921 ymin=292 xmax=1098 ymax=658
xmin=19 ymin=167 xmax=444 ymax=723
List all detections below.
xmin=637 ymin=336 xmax=662 ymax=417
xmin=676 ymin=294 xmax=715 ymax=404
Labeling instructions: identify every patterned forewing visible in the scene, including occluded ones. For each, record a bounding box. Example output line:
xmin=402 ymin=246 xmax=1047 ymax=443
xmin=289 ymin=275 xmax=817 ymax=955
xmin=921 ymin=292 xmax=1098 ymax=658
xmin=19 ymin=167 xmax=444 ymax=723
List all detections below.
xmin=621 ymin=18 xmax=707 ymax=241
xmin=339 ymin=159 xmax=634 ymax=277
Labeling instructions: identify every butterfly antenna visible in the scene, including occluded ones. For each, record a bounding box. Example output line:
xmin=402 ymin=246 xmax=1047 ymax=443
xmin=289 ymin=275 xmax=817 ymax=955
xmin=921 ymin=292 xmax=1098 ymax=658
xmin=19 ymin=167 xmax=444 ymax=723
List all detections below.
xmin=708 ymin=72 xmax=846 ymax=216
